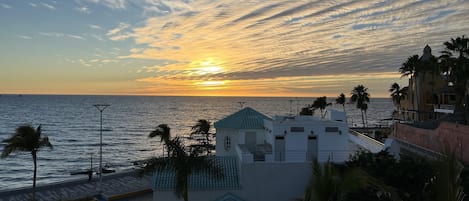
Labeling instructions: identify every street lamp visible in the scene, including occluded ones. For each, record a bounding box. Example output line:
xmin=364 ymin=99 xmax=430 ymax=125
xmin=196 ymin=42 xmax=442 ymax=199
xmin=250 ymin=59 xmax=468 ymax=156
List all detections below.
xmin=93 ymin=104 xmax=110 ymax=190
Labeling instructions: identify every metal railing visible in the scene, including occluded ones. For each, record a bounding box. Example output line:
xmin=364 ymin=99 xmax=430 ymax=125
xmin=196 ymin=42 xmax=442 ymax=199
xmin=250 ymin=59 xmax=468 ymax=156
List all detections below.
xmin=348 ymin=130 xmax=384 ymax=153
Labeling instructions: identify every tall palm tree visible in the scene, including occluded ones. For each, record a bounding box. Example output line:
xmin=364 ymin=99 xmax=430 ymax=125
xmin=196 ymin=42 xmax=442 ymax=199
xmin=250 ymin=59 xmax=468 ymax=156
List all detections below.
xmin=1 ymin=125 xmax=53 ymax=201
xmin=399 ymin=55 xmax=420 ymax=78
xmin=300 ymin=105 xmax=314 ymax=116
xmin=191 ymin=119 xmax=211 ymax=142
xmin=143 ymin=137 xmax=223 ymax=201
xmin=149 ymin=124 xmax=171 ymax=156
xmin=389 ymin=83 xmax=403 ymax=111
xmin=335 ymin=93 xmax=346 ymax=112
xmin=440 ymin=35 xmax=469 ymax=110
xmin=191 ymin=119 xmax=213 ymax=154
xmin=351 ymin=85 xmax=370 ymax=127
xmin=312 ymin=96 xmax=331 ymax=118
xmin=361 ymin=103 xmax=368 ymax=128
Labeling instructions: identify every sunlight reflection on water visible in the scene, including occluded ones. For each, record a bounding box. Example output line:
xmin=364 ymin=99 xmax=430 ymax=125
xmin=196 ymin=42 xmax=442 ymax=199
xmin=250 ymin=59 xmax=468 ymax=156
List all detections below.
xmin=0 ymin=95 xmax=392 ymax=190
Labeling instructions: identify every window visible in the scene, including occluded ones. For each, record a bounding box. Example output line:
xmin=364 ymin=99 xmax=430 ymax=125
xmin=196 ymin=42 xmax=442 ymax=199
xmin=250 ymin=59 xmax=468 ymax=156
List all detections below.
xmin=290 ymin=127 xmax=304 ymax=132
xmin=325 ymin=127 xmax=339 ymax=132
xmin=275 ymin=136 xmax=284 ymax=140
xmin=224 ymin=136 xmax=231 ymax=151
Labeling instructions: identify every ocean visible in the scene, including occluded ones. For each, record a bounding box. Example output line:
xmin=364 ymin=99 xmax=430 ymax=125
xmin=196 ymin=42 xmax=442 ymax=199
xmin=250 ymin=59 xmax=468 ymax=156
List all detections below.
xmin=0 ymin=95 xmax=393 ymax=190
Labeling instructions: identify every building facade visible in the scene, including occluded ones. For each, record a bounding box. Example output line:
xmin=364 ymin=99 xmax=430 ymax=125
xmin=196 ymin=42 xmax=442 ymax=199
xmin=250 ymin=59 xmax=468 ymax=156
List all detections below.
xmin=399 ymin=45 xmax=456 ymax=122
xmin=153 ymin=107 xmax=384 ymax=201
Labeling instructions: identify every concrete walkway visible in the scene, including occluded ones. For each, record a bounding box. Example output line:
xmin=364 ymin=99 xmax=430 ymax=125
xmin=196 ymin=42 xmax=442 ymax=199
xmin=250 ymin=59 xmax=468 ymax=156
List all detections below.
xmin=0 ymin=170 xmax=153 ymax=201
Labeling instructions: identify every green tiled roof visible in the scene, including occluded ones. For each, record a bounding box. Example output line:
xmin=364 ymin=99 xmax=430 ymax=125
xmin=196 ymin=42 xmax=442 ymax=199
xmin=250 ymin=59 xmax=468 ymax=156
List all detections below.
xmin=153 ymin=157 xmax=240 ymax=190
xmin=214 ymin=107 xmax=271 ymax=129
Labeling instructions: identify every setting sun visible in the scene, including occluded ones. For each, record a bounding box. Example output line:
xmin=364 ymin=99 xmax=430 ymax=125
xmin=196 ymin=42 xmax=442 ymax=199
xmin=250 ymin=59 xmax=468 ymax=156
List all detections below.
xmin=191 ymin=59 xmax=225 ymax=75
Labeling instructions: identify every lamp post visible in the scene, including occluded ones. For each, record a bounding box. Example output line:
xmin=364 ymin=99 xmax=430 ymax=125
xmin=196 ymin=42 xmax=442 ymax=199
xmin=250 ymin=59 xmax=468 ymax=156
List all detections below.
xmin=93 ymin=104 xmax=110 ymax=191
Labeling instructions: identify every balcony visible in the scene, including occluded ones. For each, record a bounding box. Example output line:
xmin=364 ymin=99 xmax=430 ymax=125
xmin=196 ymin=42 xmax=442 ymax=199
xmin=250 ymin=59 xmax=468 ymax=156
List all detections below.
xmin=236 ymin=144 xmax=273 ymax=163
xmin=433 ymin=104 xmax=455 ymax=114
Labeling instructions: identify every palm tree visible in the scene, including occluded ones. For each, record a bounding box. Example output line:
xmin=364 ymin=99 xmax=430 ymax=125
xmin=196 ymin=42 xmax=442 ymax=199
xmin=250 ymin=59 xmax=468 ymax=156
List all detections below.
xmin=312 ymin=96 xmax=331 ymax=118
xmin=143 ymin=137 xmax=223 ymax=201
xmin=361 ymin=103 xmax=368 ymax=128
xmin=1 ymin=125 xmax=53 ymax=201
xmin=302 ymin=160 xmax=397 ymax=201
xmin=351 ymin=85 xmax=370 ymax=127
xmin=399 ymin=55 xmax=420 ymax=78
xmin=300 ymin=104 xmax=315 ymax=116
xmin=335 ymin=93 xmax=346 ymax=112
xmin=191 ymin=119 xmax=211 ymax=142
xmin=190 ymin=119 xmax=213 ymax=154
xmin=440 ymin=35 xmax=469 ymax=120
xmin=149 ymin=124 xmax=171 ymax=156
xmin=389 ymin=83 xmax=403 ymax=111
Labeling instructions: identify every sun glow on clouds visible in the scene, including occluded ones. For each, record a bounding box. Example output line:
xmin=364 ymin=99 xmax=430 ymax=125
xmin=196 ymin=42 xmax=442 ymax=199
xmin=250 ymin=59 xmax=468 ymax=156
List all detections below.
xmin=2 ymin=1 xmax=468 ymax=97
xmin=117 ymin=0 xmax=469 ymax=97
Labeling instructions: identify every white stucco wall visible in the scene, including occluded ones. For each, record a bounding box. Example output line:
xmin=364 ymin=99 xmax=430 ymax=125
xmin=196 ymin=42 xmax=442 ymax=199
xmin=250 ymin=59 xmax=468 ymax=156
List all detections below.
xmin=216 ymin=128 xmax=240 ymax=156
xmin=216 ymin=128 xmax=268 ymax=157
xmin=269 ymin=115 xmax=350 ymax=163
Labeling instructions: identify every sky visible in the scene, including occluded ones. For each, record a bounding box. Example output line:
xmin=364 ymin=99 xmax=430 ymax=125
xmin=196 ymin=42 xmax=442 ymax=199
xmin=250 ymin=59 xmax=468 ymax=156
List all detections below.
xmin=1 ymin=0 xmax=468 ymax=98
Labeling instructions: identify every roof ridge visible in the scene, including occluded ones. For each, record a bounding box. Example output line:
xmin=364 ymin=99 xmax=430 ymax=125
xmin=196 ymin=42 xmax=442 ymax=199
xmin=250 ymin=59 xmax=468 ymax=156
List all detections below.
xmin=214 ymin=107 xmax=271 ymax=129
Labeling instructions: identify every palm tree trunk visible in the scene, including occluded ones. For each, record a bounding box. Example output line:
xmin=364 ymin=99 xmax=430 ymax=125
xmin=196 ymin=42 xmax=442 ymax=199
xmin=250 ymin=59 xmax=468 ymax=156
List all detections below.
xmin=364 ymin=110 xmax=368 ymax=127
xmin=32 ymin=151 xmax=37 ymax=201
xmin=464 ymin=80 xmax=469 ymax=125
xmin=183 ymin=179 xmax=189 ymax=201
xmin=361 ymin=110 xmax=365 ymax=128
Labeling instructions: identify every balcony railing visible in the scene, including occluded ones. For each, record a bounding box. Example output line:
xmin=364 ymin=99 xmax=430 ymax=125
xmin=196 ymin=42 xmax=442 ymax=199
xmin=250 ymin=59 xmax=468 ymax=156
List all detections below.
xmin=236 ymin=145 xmax=352 ymax=163
xmin=348 ymin=130 xmax=384 ymax=153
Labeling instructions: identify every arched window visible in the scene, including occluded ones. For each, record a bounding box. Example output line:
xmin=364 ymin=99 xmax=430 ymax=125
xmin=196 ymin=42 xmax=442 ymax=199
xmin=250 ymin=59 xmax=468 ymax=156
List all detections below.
xmin=224 ymin=136 xmax=231 ymax=151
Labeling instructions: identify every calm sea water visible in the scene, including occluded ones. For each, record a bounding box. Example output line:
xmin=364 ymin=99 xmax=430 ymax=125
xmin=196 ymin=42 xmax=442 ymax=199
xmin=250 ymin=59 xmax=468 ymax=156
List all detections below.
xmin=0 ymin=95 xmax=393 ymax=190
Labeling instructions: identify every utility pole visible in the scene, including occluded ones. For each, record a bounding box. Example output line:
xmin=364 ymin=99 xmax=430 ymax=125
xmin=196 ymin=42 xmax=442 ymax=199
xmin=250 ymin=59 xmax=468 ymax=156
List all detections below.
xmin=93 ymin=104 xmax=110 ymax=192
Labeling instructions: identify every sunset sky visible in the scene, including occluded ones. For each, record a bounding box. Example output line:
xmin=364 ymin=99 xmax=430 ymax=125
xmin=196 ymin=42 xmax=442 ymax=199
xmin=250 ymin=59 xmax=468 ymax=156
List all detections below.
xmin=1 ymin=0 xmax=468 ymax=97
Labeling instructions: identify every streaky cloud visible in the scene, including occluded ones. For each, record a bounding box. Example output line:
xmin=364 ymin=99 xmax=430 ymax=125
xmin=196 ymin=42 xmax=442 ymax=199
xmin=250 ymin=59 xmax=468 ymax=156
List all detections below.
xmin=41 ymin=3 xmax=56 ymax=10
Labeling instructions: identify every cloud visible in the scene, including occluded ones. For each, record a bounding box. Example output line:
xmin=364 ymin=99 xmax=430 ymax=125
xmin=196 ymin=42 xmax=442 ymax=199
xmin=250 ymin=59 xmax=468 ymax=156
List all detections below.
xmin=29 ymin=3 xmax=37 ymax=7
xmin=40 ymin=32 xmax=86 ymax=40
xmin=41 ymin=3 xmax=56 ymax=10
xmin=83 ymin=0 xmax=125 ymax=9
xmin=17 ymin=35 xmax=33 ymax=40
xmin=116 ymin=0 xmax=469 ymax=96
xmin=40 ymin=32 xmax=64 ymax=37
xmin=76 ymin=5 xmax=91 ymax=13
xmin=66 ymin=34 xmax=86 ymax=40
xmin=76 ymin=57 xmax=119 ymax=67
xmin=142 ymin=0 xmax=194 ymax=16
xmin=89 ymin=24 xmax=102 ymax=29
xmin=89 ymin=34 xmax=105 ymax=41
xmin=1 ymin=3 xmax=11 ymax=9
xmin=107 ymin=22 xmax=133 ymax=41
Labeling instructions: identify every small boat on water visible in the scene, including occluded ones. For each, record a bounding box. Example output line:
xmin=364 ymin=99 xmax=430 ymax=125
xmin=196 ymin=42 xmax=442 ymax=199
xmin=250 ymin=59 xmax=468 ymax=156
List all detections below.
xmin=102 ymin=168 xmax=115 ymax=174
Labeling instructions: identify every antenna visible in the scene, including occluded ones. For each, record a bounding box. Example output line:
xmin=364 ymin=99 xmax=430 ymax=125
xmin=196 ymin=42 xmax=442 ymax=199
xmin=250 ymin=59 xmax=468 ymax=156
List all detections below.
xmin=238 ymin=101 xmax=246 ymax=108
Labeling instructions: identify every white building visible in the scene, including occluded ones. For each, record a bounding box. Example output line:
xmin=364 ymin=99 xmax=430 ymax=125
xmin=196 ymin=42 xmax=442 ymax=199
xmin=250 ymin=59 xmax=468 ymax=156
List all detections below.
xmin=153 ymin=107 xmax=384 ymax=201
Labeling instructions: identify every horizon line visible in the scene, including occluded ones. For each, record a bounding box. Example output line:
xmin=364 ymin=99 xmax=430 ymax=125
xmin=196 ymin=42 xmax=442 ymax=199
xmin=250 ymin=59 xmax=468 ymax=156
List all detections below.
xmin=0 ymin=93 xmax=391 ymax=99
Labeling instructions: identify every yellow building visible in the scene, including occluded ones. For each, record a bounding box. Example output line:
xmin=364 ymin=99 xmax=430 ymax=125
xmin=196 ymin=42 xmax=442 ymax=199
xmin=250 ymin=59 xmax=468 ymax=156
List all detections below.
xmin=399 ymin=45 xmax=456 ymax=122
